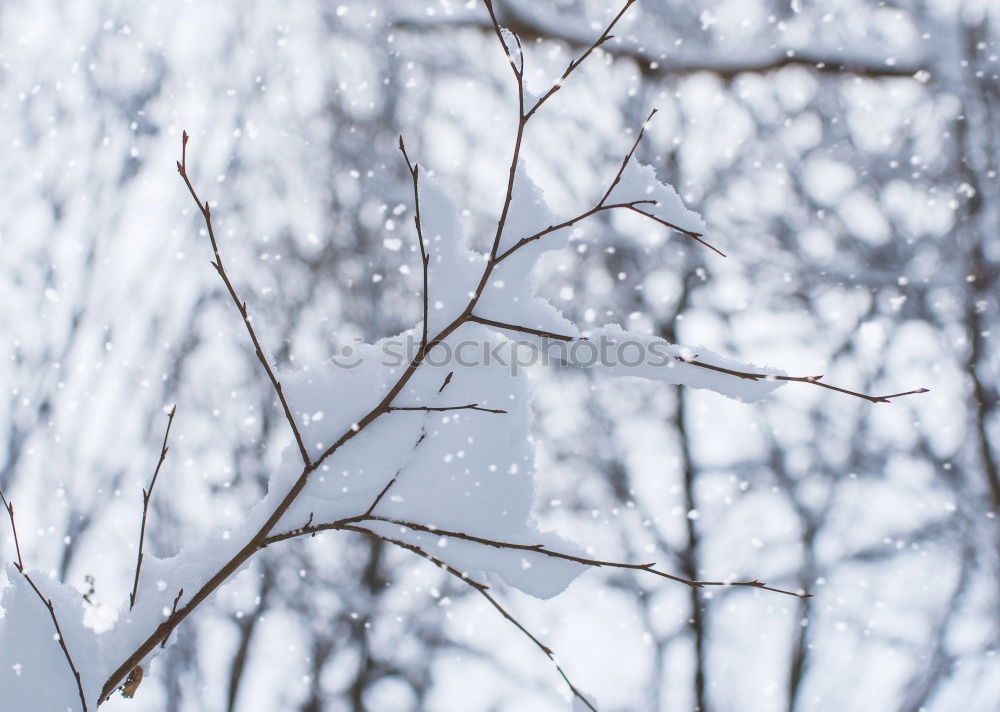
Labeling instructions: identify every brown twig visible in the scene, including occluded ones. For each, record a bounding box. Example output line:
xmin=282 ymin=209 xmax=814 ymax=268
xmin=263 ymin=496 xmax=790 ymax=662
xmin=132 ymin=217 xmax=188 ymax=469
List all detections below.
xmin=176 ymin=133 xmax=310 ymax=467
xmin=464 ymin=318 xmax=927 ymax=403
xmin=262 ymin=515 xmax=808 ymax=599
xmin=627 ymin=205 xmax=726 ymax=257
xmin=1 ymin=489 xmax=23 ymax=570
xmin=160 ymin=589 xmax=184 ymax=650
xmin=340 ymin=524 xmax=598 ymax=711
xmin=468 ymin=314 xmax=574 ymax=341
xmin=494 ymin=200 xmax=655 ymax=263
xmin=1 ymin=490 xmax=89 ymax=711
xmin=674 ymin=356 xmax=929 ymax=404
xmin=523 ymin=0 xmax=637 ymax=120
xmin=388 ymin=403 xmax=508 ymax=414
xmin=598 ymin=108 xmax=657 ymax=207
xmin=399 ymin=136 xmax=431 ymax=353
xmin=480 ymin=0 xmax=531 ymax=267
xmin=493 ymin=108 xmax=723 ymax=262
xmin=130 ymin=405 xmax=177 ymax=610
xmin=483 ymin=0 xmax=524 ymax=81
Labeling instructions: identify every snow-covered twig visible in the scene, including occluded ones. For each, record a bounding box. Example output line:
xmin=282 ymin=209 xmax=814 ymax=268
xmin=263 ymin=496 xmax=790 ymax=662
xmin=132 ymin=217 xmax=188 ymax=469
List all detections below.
xmin=129 ymin=405 xmax=177 ymax=610
xmin=1 ymin=490 xmax=89 ymax=711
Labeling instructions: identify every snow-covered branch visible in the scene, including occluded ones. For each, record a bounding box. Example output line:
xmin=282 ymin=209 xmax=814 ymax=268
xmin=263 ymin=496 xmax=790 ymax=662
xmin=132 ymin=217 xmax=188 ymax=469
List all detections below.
xmin=0 ymin=1 xmax=930 ymax=709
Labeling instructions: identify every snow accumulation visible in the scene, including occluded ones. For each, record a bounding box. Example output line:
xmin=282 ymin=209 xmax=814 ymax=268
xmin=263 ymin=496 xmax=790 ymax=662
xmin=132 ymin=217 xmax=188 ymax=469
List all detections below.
xmin=0 ymin=116 xmax=784 ymax=710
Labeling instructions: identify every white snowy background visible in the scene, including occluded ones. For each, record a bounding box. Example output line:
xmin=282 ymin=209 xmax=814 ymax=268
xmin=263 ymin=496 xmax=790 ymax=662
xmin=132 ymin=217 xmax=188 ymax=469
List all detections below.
xmin=0 ymin=0 xmax=997 ymax=710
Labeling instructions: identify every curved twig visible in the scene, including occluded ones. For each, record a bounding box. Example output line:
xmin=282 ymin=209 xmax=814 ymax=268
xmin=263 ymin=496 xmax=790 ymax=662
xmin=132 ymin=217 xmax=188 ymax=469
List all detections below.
xmin=130 ymin=405 xmax=177 ymax=610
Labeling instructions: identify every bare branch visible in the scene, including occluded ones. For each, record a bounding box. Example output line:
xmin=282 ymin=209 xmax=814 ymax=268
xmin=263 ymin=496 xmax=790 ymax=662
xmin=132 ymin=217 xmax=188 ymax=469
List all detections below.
xmin=372 ymin=517 xmax=809 ymax=598
xmin=482 ymin=0 xmax=524 ymax=80
xmin=1 ymin=489 xmax=23 ymax=571
xmin=463 ymin=319 xmax=927 ymax=403
xmin=388 ymin=403 xmax=507 ymax=414
xmin=341 ymin=524 xmax=598 ymax=711
xmin=494 ymin=200 xmax=654 ymax=263
xmin=130 ymin=405 xmax=177 ymax=610
xmin=479 ymin=1 xmax=530 ymax=266
xmin=626 ymin=205 xmax=726 ymax=257
xmin=261 ymin=514 xmax=809 ymax=600
xmin=675 ymin=356 xmax=929 ymax=404
xmin=598 ymin=107 xmax=657 ymax=207
xmin=176 ymin=133 xmax=311 ymax=467
xmin=494 ymin=108 xmax=724 ymax=261
xmin=1 ymin=491 xmax=89 ymax=711
xmin=399 ymin=136 xmax=431 ymax=353
xmin=468 ymin=314 xmax=575 ymax=341
xmin=525 ymin=0 xmax=637 ymax=120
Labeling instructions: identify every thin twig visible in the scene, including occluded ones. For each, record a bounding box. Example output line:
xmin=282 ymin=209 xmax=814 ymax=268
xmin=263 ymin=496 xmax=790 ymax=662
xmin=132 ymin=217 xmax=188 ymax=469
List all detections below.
xmin=1 ymin=490 xmax=89 ymax=711
xmin=524 ymin=0 xmax=637 ymax=120
xmin=465 ymin=318 xmax=927 ymax=403
xmin=483 ymin=0 xmax=524 ymax=80
xmin=468 ymin=314 xmax=574 ymax=341
xmin=598 ymin=108 xmax=657 ymax=207
xmin=494 ymin=107 xmax=724 ymax=262
xmin=340 ymin=524 xmax=598 ymax=711
xmin=176 ymin=133 xmax=310 ymax=466
xmin=388 ymin=403 xmax=507 ymax=414
xmin=374 ymin=517 xmax=809 ymax=597
xmin=494 ymin=200 xmax=654 ymax=263
xmin=262 ymin=515 xmax=808 ymax=599
xmin=674 ymin=356 xmax=929 ymax=404
xmin=1 ymin=489 xmax=23 ymax=570
xmin=399 ymin=136 xmax=431 ymax=353
xmin=480 ymin=0 xmax=528 ymax=264
xmin=160 ymin=589 xmax=184 ymax=650
xmin=627 ymin=206 xmax=725 ymax=257
xmin=130 ymin=405 xmax=177 ymax=610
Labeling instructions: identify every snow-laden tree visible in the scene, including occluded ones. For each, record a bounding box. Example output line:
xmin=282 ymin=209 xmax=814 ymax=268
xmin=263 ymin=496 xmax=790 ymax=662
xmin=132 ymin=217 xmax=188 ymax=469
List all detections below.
xmin=0 ymin=3 xmax=934 ymax=710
